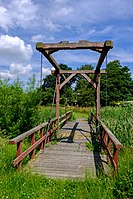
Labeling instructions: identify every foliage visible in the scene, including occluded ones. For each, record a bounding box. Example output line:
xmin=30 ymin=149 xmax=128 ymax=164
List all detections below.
xmin=0 ymin=77 xmax=40 ymax=138
xmin=101 ymin=60 xmax=133 ymax=106
xmin=0 ymin=106 xmax=133 ymax=198
xmin=101 ymin=105 xmax=133 ymax=146
xmin=40 ymin=61 xmax=133 ymax=107
xmin=41 ymin=64 xmax=74 ymax=106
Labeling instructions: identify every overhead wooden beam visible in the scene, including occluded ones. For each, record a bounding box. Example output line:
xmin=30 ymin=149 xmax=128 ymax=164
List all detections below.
xmin=95 ymin=40 xmax=113 ymax=76
xmin=38 ymin=50 xmax=60 ymax=71
xmin=36 ymin=40 xmax=106 ymax=52
xmin=81 ymin=74 xmax=96 ymax=89
xmin=51 ymin=70 xmax=106 ymax=74
xmin=60 ymin=74 xmax=76 ymax=90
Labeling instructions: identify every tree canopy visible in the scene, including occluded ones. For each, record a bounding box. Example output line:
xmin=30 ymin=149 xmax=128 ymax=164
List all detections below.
xmin=40 ymin=60 xmax=133 ymax=106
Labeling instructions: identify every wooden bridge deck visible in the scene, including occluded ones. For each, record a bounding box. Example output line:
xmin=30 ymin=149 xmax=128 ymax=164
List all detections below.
xmin=27 ymin=119 xmax=108 ymax=179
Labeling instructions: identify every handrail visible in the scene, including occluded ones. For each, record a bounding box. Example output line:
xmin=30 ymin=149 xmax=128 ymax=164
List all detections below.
xmin=9 ymin=111 xmax=72 ymax=171
xmin=90 ymin=112 xmax=123 ymax=173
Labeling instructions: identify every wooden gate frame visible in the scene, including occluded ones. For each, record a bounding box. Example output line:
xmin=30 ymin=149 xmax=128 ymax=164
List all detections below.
xmin=36 ymin=40 xmax=113 ymax=124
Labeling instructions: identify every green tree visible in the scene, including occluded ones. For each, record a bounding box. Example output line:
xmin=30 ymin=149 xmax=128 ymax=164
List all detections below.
xmin=74 ymin=64 xmax=95 ymax=107
xmin=0 ymin=77 xmax=40 ymax=137
xmin=101 ymin=60 xmax=133 ymax=106
xmin=41 ymin=64 xmax=73 ymax=105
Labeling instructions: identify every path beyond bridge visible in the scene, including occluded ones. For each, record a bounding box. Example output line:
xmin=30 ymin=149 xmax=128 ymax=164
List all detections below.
xmin=27 ymin=118 xmax=108 ymax=179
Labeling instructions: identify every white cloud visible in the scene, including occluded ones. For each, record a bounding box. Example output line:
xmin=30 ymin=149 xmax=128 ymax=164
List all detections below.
xmin=0 ymin=71 xmax=16 ymax=79
xmin=0 ymin=6 xmax=13 ymax=31
xmin=31 ymin=34 xmax=55 ymax=43
xmin=0 ymin=35 xmax=33 ymax=63
xmin=10 ymin=63 xmax=32 ymax=75
xmin=0 ymin=63 xmax=32 ymax=79
xmin=0 ymin=0 xmax=38 ymax=30
xmin=110 ymin=48 xmax=133 ymax=63
xmin=31 ymin=34 xmax=46 ymax=43
xmin=54 ymin=51 xmax=99 ymax=66
xmin=42 ymin=67 xmax=52 ymax=77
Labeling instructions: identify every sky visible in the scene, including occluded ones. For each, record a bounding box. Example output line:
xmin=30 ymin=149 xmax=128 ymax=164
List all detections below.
xmin=0 ymin=0 xmax=133 ymax=85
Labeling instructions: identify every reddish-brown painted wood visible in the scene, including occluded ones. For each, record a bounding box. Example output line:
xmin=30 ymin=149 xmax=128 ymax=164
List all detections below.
xmin=30 ymin=133 xmax=35 ymax=159
xmin=113 ymin=146 xmax=118 ymax=172
xmin=10 ymin=111 xmax=72 ymax=170
xmin=14 ymin=135 xmax=46 ymax=166
xmin=90 ymin=112 xmax=122 ymax=173
xmin=17 ymin=141 xmax=22 ymax=171
xmin=40 ymin=128 xmax=44 ymax=150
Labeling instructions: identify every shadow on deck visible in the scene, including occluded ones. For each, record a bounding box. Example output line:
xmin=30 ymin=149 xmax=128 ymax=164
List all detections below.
xmin=27 ymin=119 xmax=108 ymax=179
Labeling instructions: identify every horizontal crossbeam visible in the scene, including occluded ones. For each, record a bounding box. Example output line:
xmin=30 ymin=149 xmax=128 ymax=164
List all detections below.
xmin=36 ymin=40 xmax=113 ymax=53
xmin=51 ymin=70 xmax=106 ymax=74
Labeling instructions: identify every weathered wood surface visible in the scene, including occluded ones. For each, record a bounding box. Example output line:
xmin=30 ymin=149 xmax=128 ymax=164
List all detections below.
xmin=28 ymin=119 xmax=108 ymax=179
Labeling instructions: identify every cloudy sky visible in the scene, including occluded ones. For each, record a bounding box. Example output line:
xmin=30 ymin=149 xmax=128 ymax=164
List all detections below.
xmin=0 ymin=0 xmax=133 ymax=83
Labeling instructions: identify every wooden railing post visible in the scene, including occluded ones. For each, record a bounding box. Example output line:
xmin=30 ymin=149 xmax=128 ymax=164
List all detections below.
xmin=40 ymin=128 xmax=44 ymax=150
xmin=66 ymin=112 xmax=69 ymax=122
xmin=30 ymin=133 xmax=35 ymax=159
xmin=17 ymin=141 xmax=22 ymax=171
xmin=113 ymin=146 xmax=118 ymax=172
xmin=107 ymin=137 xmax=111 ymax=163
xmin=9 ymin=112 xmax=72 ymax=170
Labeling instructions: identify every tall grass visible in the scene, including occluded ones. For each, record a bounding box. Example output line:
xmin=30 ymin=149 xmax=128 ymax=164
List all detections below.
xmin=101 ymin=105 xmax=133 ymax=146
xmin=0 ymin=106 xmax=133 ymax=198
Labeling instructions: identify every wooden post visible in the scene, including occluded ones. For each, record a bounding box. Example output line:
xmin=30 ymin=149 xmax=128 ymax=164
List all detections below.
xmin=40 ymin=128 xmax=44 ymax=150
xmin=56 ymin=72 xmax=60 ymax=125
xmin=30 ymin=133 xmax=35 ymax=159
xmin=113 ymin=146 xmax=118 ymax=172
xmin=17 ymin=141 xmax=22 ymax=171
xmin=96 ymin=74 xmax=100 ymax=120
xmin=96 ymin=74 xmax=100 ymax=132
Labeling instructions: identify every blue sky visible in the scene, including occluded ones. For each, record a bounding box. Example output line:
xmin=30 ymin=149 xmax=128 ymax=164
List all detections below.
xmin=0 ymin=0 xmax=133 ymax=84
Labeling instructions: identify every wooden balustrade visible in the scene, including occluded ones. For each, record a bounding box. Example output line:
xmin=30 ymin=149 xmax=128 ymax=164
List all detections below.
xmin=9 ymin=111 xmax=71 ymax=171
xmin=90 ymin=112 xmax=123 ymax=173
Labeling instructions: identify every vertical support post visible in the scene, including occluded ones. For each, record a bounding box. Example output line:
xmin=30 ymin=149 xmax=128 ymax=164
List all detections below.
xmin=56 ymin=71 xmax=60 ymax=127
xmin=96 ymin=73 xmax=100 ymax=120
xmin=113 ymin=146 xmax=118 ymax=172
xmin=107 ymin=138 xmax=111 ymax=163
xmin=30 ymin=133 xmax=35 ymax=159
xmin=40 ymin=128 xmax=44 ymax=150
xmin=96 ymin=73 xmax=100 ymax=132
xmin=17 ymin=141 xmax=22 ymax=171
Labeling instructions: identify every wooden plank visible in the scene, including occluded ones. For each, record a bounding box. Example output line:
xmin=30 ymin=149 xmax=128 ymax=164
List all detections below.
xmin=13 ymin=135 xmax=46 ymax=166
xmin=28 ymin=120 xmax=109 ymax=178
xmin=36 ymin=41 xmax=106 ymax=51
xmin=101 ymin=122 xmax=123 ymax=148
xmin=41 ymin=50 xmax=60 ymax=71
xmin=60 ymin=74 xmax=76 ymax=90
xmin=9 ymin=122 xmax=48 ymax=144
xmin=95 ymin=40 xmax=113 ymax=75
xmin=51 ymin=70 xmax=106 ymax=74
xmin=81 ymin=73 xmax=96 ymax=88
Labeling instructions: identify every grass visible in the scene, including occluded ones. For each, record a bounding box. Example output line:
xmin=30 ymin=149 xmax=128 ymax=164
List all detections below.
xmin=101 ymin=105 xmax=133 ymax=146
xmin=0 ymin=106 xmax=133 ymax=198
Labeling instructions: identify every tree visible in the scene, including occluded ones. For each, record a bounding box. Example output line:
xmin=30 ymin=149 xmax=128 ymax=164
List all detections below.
xmin=100 ymin=60 xmax=133 ymax=106
xmin=74 ymin=64 xmax=95 ymax=107
xmin=41 ymin=64 xmax=73 ymax=105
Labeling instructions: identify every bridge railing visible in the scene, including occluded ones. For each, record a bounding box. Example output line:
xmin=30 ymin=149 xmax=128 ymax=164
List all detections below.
xmin=90 ymin=112 xmax=123 ymax=173
xmin=9 ymin=111 xmax=71 ymax=171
